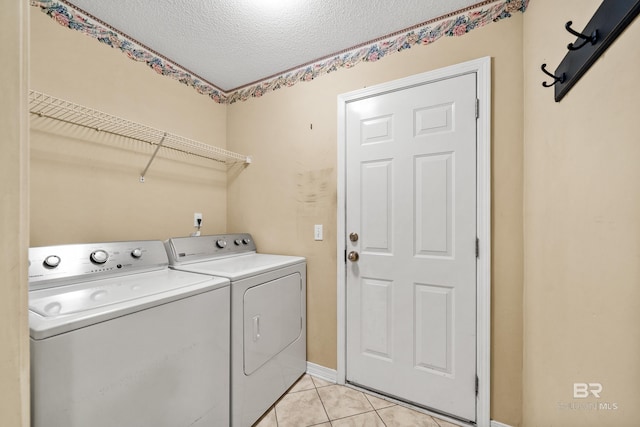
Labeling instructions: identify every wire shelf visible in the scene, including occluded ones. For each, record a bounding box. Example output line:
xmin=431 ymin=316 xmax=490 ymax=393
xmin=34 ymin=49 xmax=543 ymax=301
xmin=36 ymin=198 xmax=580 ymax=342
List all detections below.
xmin=28 ymin=90 xmax=251 ymax=181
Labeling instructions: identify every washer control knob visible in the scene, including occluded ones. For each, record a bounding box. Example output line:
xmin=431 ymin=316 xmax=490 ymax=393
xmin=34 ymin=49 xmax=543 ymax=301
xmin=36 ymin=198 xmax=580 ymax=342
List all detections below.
xmin=216 ymin=239 xmax=227 ymax=249
xmin=43 ymin=255 xmax=61 ymax=268
xmin=234 ymin=239 xmax=242 ymax=246
xmin=131 ymin=248 xmax=143 ymax=258
xmin=242 ymin=238 xmax=251 ymax=245
xmin=90 ymin=250 xmax=109 ymax=264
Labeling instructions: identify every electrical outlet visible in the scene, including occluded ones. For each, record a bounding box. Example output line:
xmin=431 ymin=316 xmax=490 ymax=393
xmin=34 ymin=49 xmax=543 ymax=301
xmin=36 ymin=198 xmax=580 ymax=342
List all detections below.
xmin=314 ymin=224 xmax=323 ymax=241
xmin=194 ymin=213 xmax=203 ymax=227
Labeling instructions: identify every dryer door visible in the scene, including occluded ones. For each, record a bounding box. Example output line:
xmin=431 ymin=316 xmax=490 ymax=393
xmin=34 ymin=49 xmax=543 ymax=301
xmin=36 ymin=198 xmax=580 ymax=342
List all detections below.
xmin=243 ymin=272 xmax=303 ymax=375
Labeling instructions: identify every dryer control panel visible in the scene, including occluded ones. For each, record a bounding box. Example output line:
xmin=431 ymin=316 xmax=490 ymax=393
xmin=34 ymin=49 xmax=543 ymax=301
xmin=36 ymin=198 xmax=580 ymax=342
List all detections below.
xmin=28 ymin=241 xmax=169 ymax=290
xmin=166 ymin=233 xmax=256 ymax=265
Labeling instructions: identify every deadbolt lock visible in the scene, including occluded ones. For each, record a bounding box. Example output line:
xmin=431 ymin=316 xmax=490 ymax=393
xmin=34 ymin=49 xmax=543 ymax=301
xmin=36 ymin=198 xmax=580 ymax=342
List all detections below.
xmin=349 ymin=232 xmax=359 ymax=242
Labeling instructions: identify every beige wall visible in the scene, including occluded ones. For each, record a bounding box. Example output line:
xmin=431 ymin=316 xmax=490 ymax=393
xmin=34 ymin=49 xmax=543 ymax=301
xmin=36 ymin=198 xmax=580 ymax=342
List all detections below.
xmin=227 ymin=16 xmax=524 ymax=426
xmin=10 ymin=3 xmax=640 ymax=427
xmin=29 ymin=10 xmax=228 ymax=246
xmin=0 ymin=0 xmax=30 ymax=426
xmin=25 ymin=6 xmax=628 ymax=427
xmin=523 ymin=1 xmax=640 ymax=426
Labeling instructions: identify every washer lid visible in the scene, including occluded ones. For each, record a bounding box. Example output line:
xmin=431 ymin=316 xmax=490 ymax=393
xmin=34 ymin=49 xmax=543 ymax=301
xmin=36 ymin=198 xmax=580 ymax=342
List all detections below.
xmin=171 ymin=253 xmax=305 ymax=281
xmin=29 ymin=269 xmax=229 ymax=340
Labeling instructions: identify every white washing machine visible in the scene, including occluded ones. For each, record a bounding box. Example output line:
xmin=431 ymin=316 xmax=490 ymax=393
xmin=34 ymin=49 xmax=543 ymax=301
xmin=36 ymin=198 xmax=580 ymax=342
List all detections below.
xmin=165 ymin=233 xmax=306 ymax=427
xmin=29 ymin=240 xmax=230 ymax=427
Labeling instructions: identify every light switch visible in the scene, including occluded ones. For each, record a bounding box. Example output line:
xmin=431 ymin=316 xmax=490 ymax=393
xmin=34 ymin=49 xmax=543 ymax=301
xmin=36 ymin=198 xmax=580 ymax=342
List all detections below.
xmin=314 ymin=224 xmax=323 ymax=241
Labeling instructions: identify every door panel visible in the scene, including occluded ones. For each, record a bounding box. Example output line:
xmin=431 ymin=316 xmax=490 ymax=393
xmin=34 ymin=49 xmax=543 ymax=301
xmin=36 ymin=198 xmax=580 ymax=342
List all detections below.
xmin=415 ymin=153 xmax=453 ymax=257
xmin=360 ymin=277 xmax=394 ymax=360
xmin=361 ymin=160 xmax=393 ymax=253
xmin=361 ymin=115 xmax=393 ymax=144
xmin=414 ymin=283 xmax=453 ymax=375
xmin=243 ymin=273 xmax=302 ymax=375
xmin=345 ymin=72 xmax=477 ymax=421
xmin=414 ymin=102 xmax=453 ymax=136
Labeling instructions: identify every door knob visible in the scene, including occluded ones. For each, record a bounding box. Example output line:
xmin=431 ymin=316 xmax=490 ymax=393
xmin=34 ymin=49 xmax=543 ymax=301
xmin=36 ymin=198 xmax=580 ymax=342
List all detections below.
xmin=349 ymin=232 xmax=359 ymax=242
xmin=347 ymin=251 xmax=359 ymax=262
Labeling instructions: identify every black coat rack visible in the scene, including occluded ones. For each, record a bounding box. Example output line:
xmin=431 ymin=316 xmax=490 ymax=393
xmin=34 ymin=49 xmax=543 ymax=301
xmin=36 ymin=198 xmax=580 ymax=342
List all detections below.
xmin=541 ymin=0 xmax=640 ymax=102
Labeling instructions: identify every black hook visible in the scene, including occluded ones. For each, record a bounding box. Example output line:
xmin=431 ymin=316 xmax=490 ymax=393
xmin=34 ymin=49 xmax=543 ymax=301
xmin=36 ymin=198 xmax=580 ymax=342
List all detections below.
xmin=541 ymin=63 xmax=566 ymax=88
xmin=565 ymin=21 xmax=598 ymax=50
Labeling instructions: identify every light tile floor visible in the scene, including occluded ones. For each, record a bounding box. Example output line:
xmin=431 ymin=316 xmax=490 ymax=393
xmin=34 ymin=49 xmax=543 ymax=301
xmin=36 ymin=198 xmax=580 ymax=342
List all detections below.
xmin=253 ymin=374 xmax=462 ymax=427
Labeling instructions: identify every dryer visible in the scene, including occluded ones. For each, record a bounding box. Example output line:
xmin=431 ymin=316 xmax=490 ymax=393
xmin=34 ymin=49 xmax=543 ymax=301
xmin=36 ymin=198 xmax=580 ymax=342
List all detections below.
xmin=165 ymin=233 xmax=306 ymax=427
xmin=29 ymin=240 xmax=230 ymax=427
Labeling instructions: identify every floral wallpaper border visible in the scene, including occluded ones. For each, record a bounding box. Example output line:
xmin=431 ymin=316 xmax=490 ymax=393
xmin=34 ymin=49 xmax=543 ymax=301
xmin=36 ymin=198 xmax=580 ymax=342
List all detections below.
xmin=32 ymin=0 xmax=528 ymax=105
xmin=31 ymin=0 xmax=228 ymax=104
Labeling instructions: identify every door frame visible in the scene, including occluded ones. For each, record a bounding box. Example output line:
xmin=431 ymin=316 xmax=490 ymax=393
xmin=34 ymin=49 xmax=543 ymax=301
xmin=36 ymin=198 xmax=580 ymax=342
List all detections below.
xmin=336 ymin=56 xmax=491 ymax=426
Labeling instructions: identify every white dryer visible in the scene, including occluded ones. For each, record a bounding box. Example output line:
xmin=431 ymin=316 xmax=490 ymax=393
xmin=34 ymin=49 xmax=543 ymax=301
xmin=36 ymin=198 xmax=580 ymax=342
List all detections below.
xmin=165 ymin=234 xmax=307 ymax=427
xmin=29 ymin=240 xmax=230 ymax=427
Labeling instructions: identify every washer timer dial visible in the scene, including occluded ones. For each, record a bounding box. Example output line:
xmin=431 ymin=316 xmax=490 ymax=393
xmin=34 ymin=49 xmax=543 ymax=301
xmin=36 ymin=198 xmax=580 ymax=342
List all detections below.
xmin=90 ymin=250 xmax=109 ymax=264
xmin=43 ymin=255 xmax=61 ymax=268
xmin=131 ymin=248 xmax=143 ymax=258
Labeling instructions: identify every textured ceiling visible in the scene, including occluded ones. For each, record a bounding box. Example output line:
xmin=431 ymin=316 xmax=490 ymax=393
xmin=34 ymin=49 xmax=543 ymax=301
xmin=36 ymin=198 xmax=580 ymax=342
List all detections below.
xmin=65 ymin=0 xmax=481 ymax=91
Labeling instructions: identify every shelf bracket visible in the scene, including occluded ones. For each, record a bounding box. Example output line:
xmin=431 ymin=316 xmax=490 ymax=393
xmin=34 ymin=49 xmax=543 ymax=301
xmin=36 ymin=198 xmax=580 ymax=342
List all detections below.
xmin=139 ymin=132 xmax=167 ymax=183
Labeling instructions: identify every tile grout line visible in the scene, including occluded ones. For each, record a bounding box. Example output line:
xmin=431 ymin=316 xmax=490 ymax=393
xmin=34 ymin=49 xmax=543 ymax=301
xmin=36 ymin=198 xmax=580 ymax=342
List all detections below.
xmin=273 ymin=403 xmax=279 ymax=427
xmin=374 ymin=408 xmax=389 ymax=427
xmin=313 ymin=381 xmax=332 ymax=426
xmin=327 ymin=409 xmax=389 ymax=426
xmin=319 ymin=383 xmax=390 ymax=426
xmin=363 ymin=394 xmax=389 ymax=427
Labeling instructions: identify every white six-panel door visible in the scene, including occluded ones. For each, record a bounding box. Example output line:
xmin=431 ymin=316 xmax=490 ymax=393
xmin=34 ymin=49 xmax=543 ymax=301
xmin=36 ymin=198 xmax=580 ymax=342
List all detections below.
xmin=345 ymin=72 xmax=477 ymax=421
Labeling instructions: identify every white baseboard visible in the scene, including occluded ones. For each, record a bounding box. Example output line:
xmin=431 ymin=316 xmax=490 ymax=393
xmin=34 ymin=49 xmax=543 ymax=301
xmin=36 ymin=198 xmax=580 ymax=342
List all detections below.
xmin=491 ymin=421 xmax=514 ymax=427
xmin=306 ymin=362 xmax=337 ymax=383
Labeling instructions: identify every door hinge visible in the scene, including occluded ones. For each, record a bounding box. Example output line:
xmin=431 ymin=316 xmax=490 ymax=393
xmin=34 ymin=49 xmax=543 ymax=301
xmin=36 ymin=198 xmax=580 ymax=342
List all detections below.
xmin=475 ymin=237 xmax=479 ymax=258
xmin=476 ymin=375 xmax=479 ymax=396
xmin=475 ymin=99 xmax=480 ymax=119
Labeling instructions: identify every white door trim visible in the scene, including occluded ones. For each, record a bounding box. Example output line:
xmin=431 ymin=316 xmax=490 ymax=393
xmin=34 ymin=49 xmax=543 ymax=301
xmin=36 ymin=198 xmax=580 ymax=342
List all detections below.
xmin=336 ymin=56 xmax=491 ymax=426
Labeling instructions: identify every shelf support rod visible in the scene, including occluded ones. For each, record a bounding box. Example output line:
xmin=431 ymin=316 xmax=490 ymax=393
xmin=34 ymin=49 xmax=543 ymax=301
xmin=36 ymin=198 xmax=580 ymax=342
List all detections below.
xmin=139 ymin=132 xmax=167 ymax=183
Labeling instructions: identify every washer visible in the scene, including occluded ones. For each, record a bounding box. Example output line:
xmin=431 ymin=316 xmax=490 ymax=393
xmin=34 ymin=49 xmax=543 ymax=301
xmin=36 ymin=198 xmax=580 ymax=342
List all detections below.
xmin=29 ymin=240 xmax=230 ymax=427
xmin=165 ymin=233 xmax=306 ymax=427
